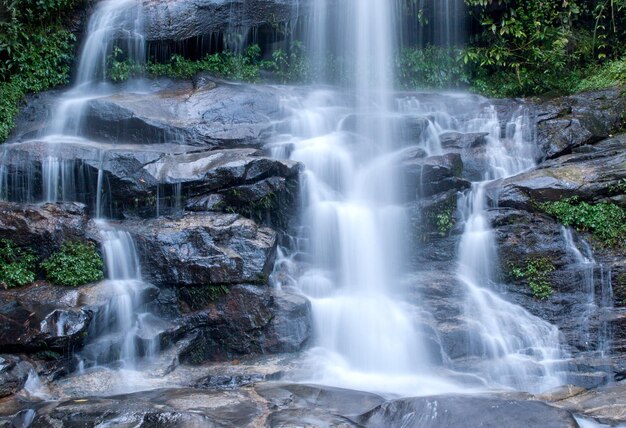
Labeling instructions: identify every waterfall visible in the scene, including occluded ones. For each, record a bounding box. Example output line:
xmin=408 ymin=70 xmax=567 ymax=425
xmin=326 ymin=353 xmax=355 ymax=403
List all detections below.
xmin=455 ymin=107 xmax=564 ymax=392
xmin=273 ymin=0 xmax=461 ymax=395
xmin=49 ymin=0 xmax=145 ymax=136
xmin=562 ymin=227 xmax=614 ymax=381
xmin=78 ymin=222 xmax=159 ymax=370
xmin=0 ymin=0 xmax=149 ymax=210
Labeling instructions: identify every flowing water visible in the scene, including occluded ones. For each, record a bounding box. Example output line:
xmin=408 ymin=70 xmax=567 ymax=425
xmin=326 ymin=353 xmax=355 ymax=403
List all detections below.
xmin=0 ymin=0 xmax=594 ymax=400
xmin=265 ymin=0 xmax=574 ymax=395
xmin=562 ymin=227 xmax=614 ymax=381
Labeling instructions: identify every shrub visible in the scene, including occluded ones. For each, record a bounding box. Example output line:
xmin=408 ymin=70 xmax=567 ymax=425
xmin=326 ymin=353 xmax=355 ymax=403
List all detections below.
xmin=0 ymin=238 xmax=36 ymax=288
xmin=509 ymin=257 xmax=555 ymax=300
xmin=397 ymin=46 xmax=470 ymax=90
xmin=42 ymin=241 xmax=104 ymax=286
xmin=575 ymin=58 xmax=626 ymax=92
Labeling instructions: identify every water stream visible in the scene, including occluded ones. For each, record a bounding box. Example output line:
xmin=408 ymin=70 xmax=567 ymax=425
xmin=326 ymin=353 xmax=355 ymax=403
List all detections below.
xmin=2 ymin=0 xmax=609 ymax=403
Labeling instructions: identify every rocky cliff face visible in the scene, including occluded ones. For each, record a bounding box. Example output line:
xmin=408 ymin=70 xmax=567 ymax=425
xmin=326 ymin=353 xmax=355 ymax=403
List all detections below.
xmin=2 ymin=72 xmax=626 ymax=424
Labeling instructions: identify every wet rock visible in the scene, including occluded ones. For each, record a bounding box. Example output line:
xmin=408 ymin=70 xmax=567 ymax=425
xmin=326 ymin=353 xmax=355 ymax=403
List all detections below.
xmin=255 ymin=382 xmax=385 ymax=416
xmin=533 ymin=88 xmax=626 ymax=160
xmin=0 ymin=202 xmax=90 ymax=259
xmin=1 ymin=140 xmax=301 ymax=219
xmin=142 ymin=0 xmax=305 ymax=42
xmin=0 ymin=355 xmax=33 ymax=398
xmin=263 ymin=291 xmax=312 ymax=353
xmin=0 ymin=281 xmax=158 ymax=353
xmin=340 ymin=113 xmax=431 ymax=144
xmin=403 ymin=270 xmax=469 ymax=361
xmin=119 ymin=213 xmax=277 ymax=287
xmin=356 ymin=394 xmax=578 ymax=428
xmin=491 ymin=135 xmax=626 ymax=210
xmin=82 ymin=79 xmax=284 ymax=148
xmin=401 ymin=152 xmax=470 ymax=200
xmin=554 ymin=381 xmax=626 ymax=425
xmin=439 ymin=131 xmax=489 ymax=150
xmin=27 ymin=387 xmax=265 ymax=427
xmin=173 ymin=286 xmax=311 ymax=363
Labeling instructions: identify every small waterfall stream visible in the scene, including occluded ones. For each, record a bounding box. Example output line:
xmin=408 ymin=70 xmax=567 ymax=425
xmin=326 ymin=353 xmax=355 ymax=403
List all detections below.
xmin=77 ymin=223 xmax=159 ymax=371
xmin=562 ymin=227 xmax=614 ymax=381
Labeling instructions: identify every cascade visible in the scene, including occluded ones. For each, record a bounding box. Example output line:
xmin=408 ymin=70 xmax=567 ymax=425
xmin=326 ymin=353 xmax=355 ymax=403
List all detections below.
xmin=78 ymin=222 xmax=160 ymax=371
xmin=562 ymin=227 xmax=614 ymax=378
xmin=0 ymin=0 xmax=146 ymax=210
xmin=2 ymin=0 xmax=610 ymax=407
xmin=453 ymin=106 xmax=565 ymax=392
xmin=267 ymin=0 xmax=571 ymax=395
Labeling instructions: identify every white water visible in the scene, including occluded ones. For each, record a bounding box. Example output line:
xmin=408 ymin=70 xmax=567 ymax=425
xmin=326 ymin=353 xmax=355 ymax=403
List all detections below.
xmin=269 ymin=0 xmax=464 ymax=396
xmin=80 ymin=225 xmax=139 ymax=367
xmin=451 ymin=102 xmax=565 ymax=392
xmin=48 ymin=0 xmax=144 ymax=134
xmin=562 ymin=227 xmax=614 ymax=377
xmin=265 ymin=0 xmax=576 ymax=396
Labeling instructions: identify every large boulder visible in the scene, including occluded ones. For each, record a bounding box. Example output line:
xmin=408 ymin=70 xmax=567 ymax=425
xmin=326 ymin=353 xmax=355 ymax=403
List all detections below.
xmin=118 ymin=212 xmax=277 ymax=287
xmin=81 ymin=78 xmax=285 ymax=147
xmin=171 ymin=285 xmax=311 ymax=362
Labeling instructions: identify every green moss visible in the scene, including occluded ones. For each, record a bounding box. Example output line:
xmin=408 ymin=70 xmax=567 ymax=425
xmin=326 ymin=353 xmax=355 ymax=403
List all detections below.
xmin=176 ymin=285 xmax=230 ymax=312
xmin=0 ymin=238 xmax=36 ymax=288
xmin=41 ymin=241 xmax=104 ymax=287
xmin=508 ymin=257 xmax=555 ymax=300
xmin=539 ymin=197 xmax=626 ymax=248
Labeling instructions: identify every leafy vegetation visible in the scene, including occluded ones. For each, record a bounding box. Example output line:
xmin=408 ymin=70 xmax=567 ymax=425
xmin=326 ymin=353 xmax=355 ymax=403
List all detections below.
xmin=575 ymin=58 xmax=626 ymax=92
xmin=461 ymin=0 xmax=626 ymax=97
xmin=539 ymin=197 xmax=626 ymax=248
xmin=107 ymin=43 xmax=310 ymax=84
xmin=397 ymin=46 xmax=470 ymax=90
xmin=42 ymin=241 xmax=104 ymax=286
xmin=0 ymin=0 xmax=80 ymax=141
xmin=0 ymin=238 xmax=36 ymax=288
xmin=435 ymin=207 xmax=456 ymax=236
xmin=509 ymin=257 xmax=555 ymax=300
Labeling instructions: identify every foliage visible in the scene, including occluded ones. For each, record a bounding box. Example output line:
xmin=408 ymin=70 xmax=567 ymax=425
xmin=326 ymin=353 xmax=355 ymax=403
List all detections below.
xmin=509 ymin=257 xmax=555 ymax=300
xmin=463 ymin=0 xmax=581 ymax=97
xmin=0 ymin=80 xmax=23 ymax=142
xmin=263 ymin=41 xmax=311 ymax=84
xmin=397 ymin=46 xmax=470 ymax=90
xmin=539 ymin=197 xmax=626 ymax=248
xmin=435 ymin=207 xmax=456 ymax=236
xmin=575 ymin=57 xmax=626 ymax=92
xmin=42 ymin=241 xmax=104 ymax=286
xmin=107 ymin=43 xmax=311 ymax=85
xmin=0 ymin=238 xmax=36 ymax=288
xmin=0 ymin=0 xmax=79 ymax=142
